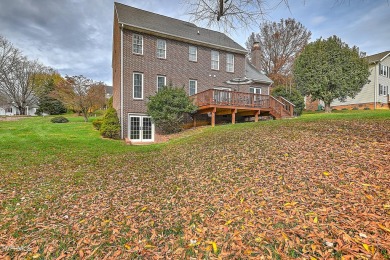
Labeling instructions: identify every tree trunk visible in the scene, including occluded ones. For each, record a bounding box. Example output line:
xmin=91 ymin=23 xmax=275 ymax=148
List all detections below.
xmin=324 ymin=103 xmax=332 ymax=113
xmin=18 ymin=106 xmax=26 ymax=115
xmin=82 ymin=111 xmax=89 ymax=122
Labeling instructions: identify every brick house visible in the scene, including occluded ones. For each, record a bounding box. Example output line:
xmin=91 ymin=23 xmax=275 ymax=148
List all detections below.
xmin=112 ymin=2 xmax=293 ymax=142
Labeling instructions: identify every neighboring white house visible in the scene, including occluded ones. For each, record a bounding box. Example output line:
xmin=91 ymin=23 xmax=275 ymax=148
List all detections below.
xmin=331 ymin=51 xmax=390 ymax=110
xmin=0 ymin=103 xmax=39 ymax=116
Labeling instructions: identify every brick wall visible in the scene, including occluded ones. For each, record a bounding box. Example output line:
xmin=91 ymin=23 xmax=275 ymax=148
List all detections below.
xmin=119 ymin=28 xmax=252 ymax=138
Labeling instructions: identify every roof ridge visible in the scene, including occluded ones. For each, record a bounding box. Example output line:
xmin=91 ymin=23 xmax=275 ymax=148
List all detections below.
xmin=114 ymin=2 xmax=197 ymax=28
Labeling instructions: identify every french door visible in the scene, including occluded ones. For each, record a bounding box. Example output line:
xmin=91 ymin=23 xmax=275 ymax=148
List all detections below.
xmin=128 ymin=114 xmax=154 ymax=142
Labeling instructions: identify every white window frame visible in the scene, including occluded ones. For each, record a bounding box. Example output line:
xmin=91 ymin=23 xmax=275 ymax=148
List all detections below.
xmin=250 ymin=87 xmax=262 ymax=94
xmin=189 ymin=80 xmax=197 ymax=96
xmin=211 ymin=50 xmax=219 ymax=70
xmin=156 ymin=39 xmax=166 ymax=59
xmin=157 ymin=75 xmax=166 ymax=92
xmin=189 ymin=46 xmax=197 ymax=62
xmin=132 ymin=34 xmax=143 ymax=55
xmin=226 ymin=53 xmax=234 ymax=72
xmin=133 ymin=73 xmax=143 ymax=99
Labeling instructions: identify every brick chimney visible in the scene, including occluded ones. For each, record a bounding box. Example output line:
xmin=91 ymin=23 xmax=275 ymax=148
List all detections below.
xmin=251 ymin=41 xmax=261 ymax=72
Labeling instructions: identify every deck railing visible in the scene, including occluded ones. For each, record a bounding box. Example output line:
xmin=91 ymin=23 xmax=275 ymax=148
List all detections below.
xmin=191 ymin=89 xmax=295 ymax=118
xmin=191 ymin=89 xmax=271 ymax=109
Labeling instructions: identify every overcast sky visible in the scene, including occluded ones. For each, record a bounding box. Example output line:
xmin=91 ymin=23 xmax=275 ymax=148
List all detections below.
xmin=0 ymin=0 xmax=389 ymax=85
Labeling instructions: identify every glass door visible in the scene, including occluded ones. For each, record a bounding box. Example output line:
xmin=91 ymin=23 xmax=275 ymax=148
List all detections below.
xmin=129 ymin=115 xmax=154 ymax=142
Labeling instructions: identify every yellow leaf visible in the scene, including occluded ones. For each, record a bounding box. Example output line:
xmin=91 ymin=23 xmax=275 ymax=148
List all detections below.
xmin=310 ymin=257 xmax=317 ymax=260
xmin=196 ymin=228 xmax=203 ymax=233
xmin=32 ymin=254 xmax=41 ymax=259
xmin=313 ymin=216 xmax=318 ymax=223
xmin=384 ymin=204 xmax=390 ymax=209
xmin=124 ymin=244 xmax=131 ymax=250
xmin=207 ymin=241 xmax=218 ymax=254
xmin=225 ymin=219 xmax=233 ymax=225
xmin=363 ymin=243 xmax=370 ymax=252
xmin=323 ymin=171 xmax=330 ymax=176
xmin=282 ymin=232 xmax=289 ymax=241
xmin=145 ymin=244 xmax=155 ymax=249
xmin=378 ymin=224 xmax=390 ymax=233
xmin=240 ymin=198 xmax=244 ymax=204
xmin=255 ymin=237 xmax=262 ymax=243
xmin=141 ymin=207 xmax=147 ymax=211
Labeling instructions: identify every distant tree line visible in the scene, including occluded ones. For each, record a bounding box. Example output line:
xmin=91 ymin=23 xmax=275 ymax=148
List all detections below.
xmin=0 ymin=35 xmax=106 ymax=120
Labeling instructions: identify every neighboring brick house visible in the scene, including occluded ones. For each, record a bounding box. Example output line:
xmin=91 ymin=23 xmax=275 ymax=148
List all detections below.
xmin=112 ymin=3 xmax=292 ymax=143
xmin=330 ymin=51 xmax=390 ymax=110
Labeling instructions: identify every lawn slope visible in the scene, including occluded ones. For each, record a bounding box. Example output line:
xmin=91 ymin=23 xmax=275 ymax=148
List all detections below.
xmin=0 ymin=111 xmax=389 ymax=259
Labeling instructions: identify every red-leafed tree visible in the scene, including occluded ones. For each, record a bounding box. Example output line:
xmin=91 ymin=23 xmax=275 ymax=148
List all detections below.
xmin=246 ymin=18 xmax=311 ymax=86
xmin=52 ymin=75 xmax=106 ymax=122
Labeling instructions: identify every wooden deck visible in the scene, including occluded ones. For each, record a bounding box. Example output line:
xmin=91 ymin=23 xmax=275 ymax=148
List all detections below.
xmin=191 ymin=89 xmax=295 ymax=127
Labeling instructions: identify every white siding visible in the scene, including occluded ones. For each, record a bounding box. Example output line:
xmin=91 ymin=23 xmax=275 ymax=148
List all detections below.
xmin=331 ymin=54 xmax=390 ymax=107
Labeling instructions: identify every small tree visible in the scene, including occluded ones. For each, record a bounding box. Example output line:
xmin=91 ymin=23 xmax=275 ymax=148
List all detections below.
xmin=147 ymin=87 xmax=198 ymax=134
xmin=100 ymin=107 xmax=120 ymax=139
xmin=293 ymin=35 xmax=370 ymax=112
xmin=271 ymin=85 xmax=305 ymax=116
xmin=51 ymin=75 xmax=106 ymax=121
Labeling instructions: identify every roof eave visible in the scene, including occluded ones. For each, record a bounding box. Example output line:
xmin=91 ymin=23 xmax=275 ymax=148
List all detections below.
xmin=119 ymin=22 xmax=247 ymax=55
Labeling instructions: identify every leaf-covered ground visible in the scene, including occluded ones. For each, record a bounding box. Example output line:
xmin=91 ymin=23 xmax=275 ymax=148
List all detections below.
xmin=0 ymin=112 xmax=389 ymax=259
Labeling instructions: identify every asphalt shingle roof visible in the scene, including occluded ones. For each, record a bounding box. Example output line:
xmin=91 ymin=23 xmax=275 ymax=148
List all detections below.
xmin=245 ymin=58 xmax=273 ymax=84
xmin=366 ymin=51 xmax=390 ymax=64
xmin=114 ymin=2 xmax=246 ymax=54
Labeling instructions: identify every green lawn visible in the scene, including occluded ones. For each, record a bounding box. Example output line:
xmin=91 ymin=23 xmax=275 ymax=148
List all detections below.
xmin=0 ymin=110 xmax=389 ymax=259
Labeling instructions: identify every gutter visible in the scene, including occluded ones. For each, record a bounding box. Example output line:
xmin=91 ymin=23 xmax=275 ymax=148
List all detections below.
xmin=120 ymin=23 xmax=124 ymax=139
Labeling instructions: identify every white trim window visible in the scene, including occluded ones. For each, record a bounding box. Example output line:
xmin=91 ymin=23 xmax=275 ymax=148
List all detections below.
xmin=226 ymin=53 xmax=234 ymax=72
xmin=250 ymin=87 xmax=262 ymax=94
xmin=157 ymin=75 xmax=166 ymax=92
xmin=211 ymin=50 xmax=219 ymax=70
xmin=132 ymin=34 xmax=143 ymax=54
xmin=189 ymin=79 xmax=197 ymax=96
xmin=133 ymin=73 xmax=143 ymax=99
xmin=156 ymin=39 xmax=166 ymax=59
xmin=379 ymin=84 xmax=388 ymax=96
xmin=189 ymin=46 xmax=197 ymax=62
xmin=380 ymin=64 xmax=390 ymax=78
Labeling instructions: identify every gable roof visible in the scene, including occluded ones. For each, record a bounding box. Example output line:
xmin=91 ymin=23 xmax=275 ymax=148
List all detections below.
xmin=245 ymin=58 xmax=273 ymax=85
xmin=367 ymin=51 xmax=390 ymax=64
xmin=114 ymin=2 xmax=246 ymax=54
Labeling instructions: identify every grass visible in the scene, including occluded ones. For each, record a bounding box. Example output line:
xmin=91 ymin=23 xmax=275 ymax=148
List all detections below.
xmin=0 ymin=110 xmax=389 ymax=259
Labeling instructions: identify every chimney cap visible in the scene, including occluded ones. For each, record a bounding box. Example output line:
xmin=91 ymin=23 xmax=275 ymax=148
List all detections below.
xmin=252 ymin=41 xmax=260 ymax=50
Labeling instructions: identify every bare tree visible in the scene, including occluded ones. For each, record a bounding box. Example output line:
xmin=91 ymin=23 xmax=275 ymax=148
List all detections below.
xmin=246 ymin=18 xmax=311 ymax=85
xmin=0 ymin=35 xmax=48 ymax=115
xmin=186 ymin=0 xmax=289 ymax=32
xmin=52 ymin=75 xmax=106 ymax=122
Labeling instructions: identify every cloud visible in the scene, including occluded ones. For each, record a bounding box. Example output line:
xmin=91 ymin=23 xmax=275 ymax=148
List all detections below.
xmin=311 ymin=16 xmax=326 ymax=25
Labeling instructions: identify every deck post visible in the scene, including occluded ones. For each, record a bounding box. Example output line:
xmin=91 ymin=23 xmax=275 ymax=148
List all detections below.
xmin=211 ymin=111 xmax=215 ymax=127
xmin=231 ymin=109 xmax=237 ymax=124
xmin=255 ymin=110 xmax=259 ymax=122
xmin=193 ymin=114 xmax=197 ymax=127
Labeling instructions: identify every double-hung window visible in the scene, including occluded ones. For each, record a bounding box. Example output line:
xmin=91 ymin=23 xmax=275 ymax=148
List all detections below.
xmin=157 ymin=75 xmax=166 ymax=92
xmin=157 ymin=39 xmax=166 ymax=59
xmin=133 ymin=73 xmax=143 ymax=99
xmin=189 ymin=46 xmax=197 ymax=62
xmin=226 ymin=53 xmax=234 ymax=72
xmin=211 ymin=50 xmax=219 ymax=70
xmin=379 ymin=84 xmax=388 ymax=96
xmin=189 ymin=80 xmax=197 ymax=96
xmin=133 ymin=34 xmax=143 ymax=54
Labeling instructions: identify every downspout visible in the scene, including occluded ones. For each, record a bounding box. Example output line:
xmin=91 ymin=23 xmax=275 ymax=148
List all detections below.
xmin=374 ymin=63 xmax=378 ymax=110
xmin=120 ymin=23 xmax=124 ymax=139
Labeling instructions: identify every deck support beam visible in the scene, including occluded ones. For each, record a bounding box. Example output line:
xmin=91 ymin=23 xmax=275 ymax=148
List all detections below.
xmin=231 ymin=108 xmax=237 ymax=124
xmin=255 ymin=110 xmax=260 ymax=122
